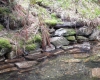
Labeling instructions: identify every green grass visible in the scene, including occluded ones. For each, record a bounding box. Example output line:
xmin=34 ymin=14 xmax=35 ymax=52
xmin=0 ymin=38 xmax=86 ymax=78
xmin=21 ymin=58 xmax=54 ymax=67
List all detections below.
xmin=39 ymin=0 xmax=100 ymax=19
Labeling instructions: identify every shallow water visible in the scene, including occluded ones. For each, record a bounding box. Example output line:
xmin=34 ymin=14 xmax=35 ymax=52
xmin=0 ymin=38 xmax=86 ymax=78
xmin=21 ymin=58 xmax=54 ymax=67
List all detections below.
xmin=0 ymin=54 xmax=100 ymax=80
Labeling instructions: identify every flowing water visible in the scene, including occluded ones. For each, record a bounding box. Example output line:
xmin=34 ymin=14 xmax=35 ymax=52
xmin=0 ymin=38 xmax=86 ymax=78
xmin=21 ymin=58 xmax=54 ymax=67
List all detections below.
xmin=0 ymin=54 xmax=100 ymax=80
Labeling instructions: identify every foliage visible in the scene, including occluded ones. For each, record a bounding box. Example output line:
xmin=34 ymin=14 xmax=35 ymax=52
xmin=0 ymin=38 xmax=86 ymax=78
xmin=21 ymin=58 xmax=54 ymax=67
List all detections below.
xmin=25 ymin=44 xmax=36 ymax=51
xmin=0 ymin=7 xmax=10 ymax=15
xmin=0 ymin=38 xmax=12 ymax=49
xmin=34 ymin=34 xmax=42 ymax=42
xmin=45 ymin=19 xmax=58 ymax=26
xmin=0 ymin=24 xmax=4 ymax=31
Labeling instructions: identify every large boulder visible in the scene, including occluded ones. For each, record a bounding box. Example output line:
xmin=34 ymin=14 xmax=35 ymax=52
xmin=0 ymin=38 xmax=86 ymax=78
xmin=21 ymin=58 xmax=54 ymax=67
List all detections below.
xmin=89 ymin=29 xmax=100 ymax=41
xmin=45 ymin=44 xmax=55 ymax=52
xmin=77 ymin=26 xmax=93 ymax=36
xmin=55 ymin=28 xmax=76 ymax=36
xmin=50 ymin=37 xmax=69 ymax=48
xmin=77 ymin=36 xmax=88 ymax=42
xmin=66 ymin=36 xmax=76 ymax=41
xmin=55 ymin=28 xmax=67 ymax=36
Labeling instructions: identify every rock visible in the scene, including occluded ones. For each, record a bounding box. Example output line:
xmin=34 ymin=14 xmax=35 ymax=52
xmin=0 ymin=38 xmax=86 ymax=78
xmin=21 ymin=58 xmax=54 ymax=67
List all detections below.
xmin=50 ymin=37 xmax=69 ymax=48
xmin=0 ymin=56 xmax=5 ymax=62
xmin=55 ymin=28 xmax=67 ymax=36
xmin=49 ymin=28 xmax=55 ymax=33
xmin=15 ymin=61 xmax=38 ymax=69
xmin=72 ymin=54 xmax=90 ymax=59
xmin=81 ymin=42 xmax=91 ymax=51
xmin=5 ymin=58 xmax=25 ymax=63
xmin=45 ymin=44 xmax=55 ymax=52
xmin=77 ymin=36 xmax=88 ymax=42
xmin=0 ymin=48 xmax=10 ymax=56
xmin=74 ymin=42 xmax=91 ymax=51
xmin=77 ymin=26 xmax=93 ymax=36
xmin=0 ymin=67 xmax=18 ymax=74
xmin=0 ymin=64 xmax=14 ymax=70
xmin=24 ymin=52 xmax=46 ymax=60
xmin=61 ymin=45 xmax=74 ymax=50
xmin=66 ymin=36 xmax=76 ymax=41
xmin=6 ymin=51 xmax=17 ymax=59
xmin=54 ymin=28 xmax=76 ymax=36
xmin=67 ymin=48 xmax=82 ymax=54
xmin=92 ymin=68 xmax=100 ymax=78
xmin=55 ymin=21 xmax=86 ymax=28
xmin=65 ymin=29 xmax=76 ymax=36
xmin=45 ymin=19 xmax=58 ymax=26
xmin=61 ymin=59 xmax=81 ymax=63
xmin=89 ymin=29 xmax=100 ymax=41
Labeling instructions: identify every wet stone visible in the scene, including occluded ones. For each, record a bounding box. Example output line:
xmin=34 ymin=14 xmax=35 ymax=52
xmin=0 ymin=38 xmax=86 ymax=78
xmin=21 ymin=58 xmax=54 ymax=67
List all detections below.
xmin=77 ymin=36 xmax=88 ymax=42
xmin=0 ymin=56 xmax=5 ymax=62
xmin=72 ymin=53 xmax=90 ymax=59
xmin=50 ymin=37 xmax=69 ymax=48
xmin=92 ymin=68 xmax=100 ymax=78
xmin=55 ymin=28 xmax=67 ymax=36
xmin=89 ymin=29 xmax=100 ymax=41
xmin=24 ymin=52 xmax=46 ymax=60
xmin=15 ymin=61 xmax=38 ymax=69
xmin=6 ymin=51 xmax=17 ymax=59
xmin=66 ymin=36 xmax=76 ymax=41
xmin=45 ymin=44 xmax=55 ymax=52
xmin=61 ymin=59 xmax=82 ymax=63
xmin=77 ymin=26 xmax=93 ymax=36
xmin=61 ymin=45 xmax=74 ymax=50
xmin=0 ymin=48 xmax=9 ymax=56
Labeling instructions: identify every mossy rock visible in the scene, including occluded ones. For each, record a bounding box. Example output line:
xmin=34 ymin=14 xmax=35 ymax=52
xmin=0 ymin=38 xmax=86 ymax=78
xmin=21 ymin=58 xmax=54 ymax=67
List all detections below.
xmin=77 ymin=36 xmax=88 ymax=41
xmin=0 ymin=24 xmax=4 ymax=31
xmin=66 ymin=36 xmax=76 ymax=41
xmin=25 ymin=44 xmax=36 ymax=51
xmin=65 ymin=29 xmax=76 ymax=36
xmin=45 ymin=19 xmax=58 ymax=26
xmin=0 ymin=7 xmax=10 ymax=15
xmin=0 ymin=38 xmax=12 ymax=49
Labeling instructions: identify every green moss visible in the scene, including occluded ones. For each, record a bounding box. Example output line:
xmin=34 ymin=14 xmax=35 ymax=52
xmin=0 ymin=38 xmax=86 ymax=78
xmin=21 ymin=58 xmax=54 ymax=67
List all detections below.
xmin=92 ymin=77 xmax=100 ymax=80
xmin=0 ymin=24 xmax=4 ymax=31
xmin=66 ymin=29 xmax=76 ymax=36
xmin=0 ymin=38 xmax=12 ymax=49
xmin=77 ymin=36 xmax=88 ymax=40
xmin=0 ymin=7 xmax=10 ymax=15
xmin=34 ymin=34 xmax=42 ymax=42
xmin=9 ymin=14 xmax=17 ymax=21
xmin=51 ymin=13 xmax=57 ymax=19
xmin=27 ymin=34 xmax=42 ymax=44
xmin=45 ymin=19 xmax=58 ymax=26
xmin=66 ymin=36 xmax=76 ymax=41
xmin=25 ymin=44 xmax=36 ymax=51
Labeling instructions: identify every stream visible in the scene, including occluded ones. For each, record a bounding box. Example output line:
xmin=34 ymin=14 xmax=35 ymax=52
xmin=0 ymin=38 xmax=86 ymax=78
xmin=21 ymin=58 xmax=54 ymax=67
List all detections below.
xmin=0 ymin=52 xmax=100 ymax=80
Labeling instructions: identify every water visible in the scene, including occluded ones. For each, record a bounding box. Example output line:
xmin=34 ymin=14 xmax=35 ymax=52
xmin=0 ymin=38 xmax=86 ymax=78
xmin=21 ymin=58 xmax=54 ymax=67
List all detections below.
xmin=0 ymin=54 xmax=100 ymax=80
